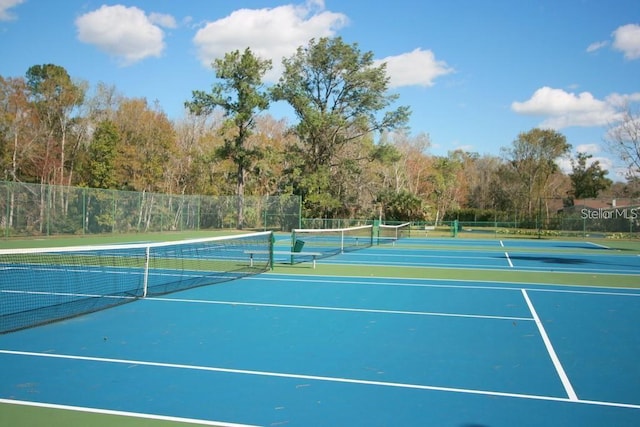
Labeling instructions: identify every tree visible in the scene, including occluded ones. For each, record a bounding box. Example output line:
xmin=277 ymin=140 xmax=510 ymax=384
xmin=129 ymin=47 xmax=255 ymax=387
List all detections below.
xmin=425 ymin=152 xmax=465 ymax=224
xmin=248 ymin=115 xmax=297 ymax=196
xmin=186 ymin=48 xmax=272 ymax=228
xmin=0 ymin=76 xmax=34 ymax=183
xmin=376 ymin=130 xmax=431 ymax=196
xmin=501 ymin=128 xmax=571 ymax=220
xmin=0 ymin=76 xmax=39 ymax=231
xmin=113 ymin=98 xmax=176 ymax=193
xmin=376 ymin=190 xmax=425 ymax=221
xmin=569 ymin=152 xmax=612 ymax=199
xmin=25 ymin=64 xmax=85 ymax=186
xmin=606 ymin=105 xmax=640 ymax=178
xmin=465 ymin=154 xmax=503 ymax=211
xmin=83 ymin=120 xmax=119 ymax=189
xmin=271 ymin=37 xmax=410 ymax=217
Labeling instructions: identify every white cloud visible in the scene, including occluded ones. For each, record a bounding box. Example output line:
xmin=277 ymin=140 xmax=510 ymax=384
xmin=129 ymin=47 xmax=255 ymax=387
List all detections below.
xmin=605 ymin=92 xmax=640 ymax=108
xmin=592 ymin=156 xmax=614 ymax=171
xmin=555 ymin=157 xmax=572 ymax=175
xmin=0 ymin=0 xmax=24 ymax=21
xmin=586 ymin=40 xmax=608 ymax=53
xmin=149 ymin=12 xmax=177 ymax=29
xmin=75 ymin=5 xmax=170 ymax=66
xmin=557 ymin=150 xmax=614 ymax=176
xmin=512 ymin=88 xmax=640 ymax=164
xmin=612 ymin=23 xmax=640 ymax=60
xmin=511 ymin=86 xmax=630 ymax=128
xmin=374 ymin=48 xmax=454 ymax=88
xmin=193 ymin=1 xmax=348 ymax=81
xmin=192 ymin=2 xmax=452 ymax=88
xmin=575 ymin=143 xmax=600 ymax=154
xmin=455 ymin=144 xmax=475 ymax=153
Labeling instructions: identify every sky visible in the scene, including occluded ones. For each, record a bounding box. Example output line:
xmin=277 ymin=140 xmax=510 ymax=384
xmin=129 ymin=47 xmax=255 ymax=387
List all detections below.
xmin=1 ymin=0 xmax=639 ymax=180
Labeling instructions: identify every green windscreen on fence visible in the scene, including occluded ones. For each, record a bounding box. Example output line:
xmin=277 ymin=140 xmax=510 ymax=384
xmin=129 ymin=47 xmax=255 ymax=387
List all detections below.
xmin=0 ymin=181 xmax=301 ymax=236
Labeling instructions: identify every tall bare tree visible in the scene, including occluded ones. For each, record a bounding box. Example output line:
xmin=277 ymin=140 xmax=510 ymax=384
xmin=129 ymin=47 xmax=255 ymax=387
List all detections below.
xmin=606 ymin=105 xmax=640 ymax=178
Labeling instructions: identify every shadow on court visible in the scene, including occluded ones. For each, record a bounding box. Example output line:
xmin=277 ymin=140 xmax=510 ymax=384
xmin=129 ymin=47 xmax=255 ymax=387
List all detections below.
xmin=504 ymin=255 xmax=589 ymax=264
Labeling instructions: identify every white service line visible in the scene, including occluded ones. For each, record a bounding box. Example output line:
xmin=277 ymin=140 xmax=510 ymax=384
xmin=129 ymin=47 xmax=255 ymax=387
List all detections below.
xmin=499 ymin=240 xmax=504 ymax=247
xmin=521 ymin=289 xmax=578 ymax=401
xmin=147 ymin=297 xmax=531 ymax=322
xmin=3 ymin=349 xmax=636 ymax=409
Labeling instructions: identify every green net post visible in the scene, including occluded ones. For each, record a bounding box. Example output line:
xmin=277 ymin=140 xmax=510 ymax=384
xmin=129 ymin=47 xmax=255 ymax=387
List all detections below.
xmin=451 ymin=220 xmax=459 ymax=237
xmin=373 ymin=219 xmax=380 ymax=245
xmin=369 ymin=223 xmax=375 ymax=246
xmin=270 ymin=231 xmax=275 ymax=270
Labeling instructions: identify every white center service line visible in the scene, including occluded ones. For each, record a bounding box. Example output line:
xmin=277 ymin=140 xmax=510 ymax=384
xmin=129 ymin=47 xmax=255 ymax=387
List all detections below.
xmin=505 ymin=252 xmax=513 ymax=268
xmin=521 ymin=289 xmax=578 ymax=401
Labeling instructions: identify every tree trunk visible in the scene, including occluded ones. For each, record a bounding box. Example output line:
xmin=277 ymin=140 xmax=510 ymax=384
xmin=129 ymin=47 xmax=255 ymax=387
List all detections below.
xmin=236 ymin=164 xmax=245 ymax=229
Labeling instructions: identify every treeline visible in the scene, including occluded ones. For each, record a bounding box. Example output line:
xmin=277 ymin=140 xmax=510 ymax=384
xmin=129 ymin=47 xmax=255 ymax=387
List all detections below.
xmin=1 ymin=38 xmax=638 ymax=226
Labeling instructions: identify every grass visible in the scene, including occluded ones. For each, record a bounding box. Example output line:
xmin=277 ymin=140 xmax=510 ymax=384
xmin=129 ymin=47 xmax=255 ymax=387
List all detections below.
xmin=273 ymin=263 xmax=640 ymax=289
xmin=0 ymin=401 xmax=227 ymax=427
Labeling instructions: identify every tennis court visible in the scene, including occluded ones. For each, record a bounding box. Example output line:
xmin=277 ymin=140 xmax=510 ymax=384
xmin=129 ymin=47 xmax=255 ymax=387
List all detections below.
xmin=1 ymin=231 xmax=640 ymax=426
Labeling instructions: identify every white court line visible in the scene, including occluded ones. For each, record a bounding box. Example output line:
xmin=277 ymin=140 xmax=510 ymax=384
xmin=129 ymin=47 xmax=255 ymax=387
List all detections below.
xmin=587 ymin=241 xmax=610 ymax=249
xmin=252 ymin=276 xmax=640 ymax=296
xmin=499 ymin=240 xmax=504 ymax=247
xmin=146 ymin=297 xmax=532 ymax=322
xmin=505 ymin=252 xmax=513 ymax=268
xmin=2 ymin=350 xmax=638 ymax=410
xmin=319 ymin=258 xmax=640 ymax=275
xmin=0 ymin=398 xmax=258 ymax=427
xmin=521 ymin=289 xmax=578 ymax=401
xmin=347 ymin=252 xmax=495 ymax=261
xmin=0 ymin=289 xmax=137 ymax=301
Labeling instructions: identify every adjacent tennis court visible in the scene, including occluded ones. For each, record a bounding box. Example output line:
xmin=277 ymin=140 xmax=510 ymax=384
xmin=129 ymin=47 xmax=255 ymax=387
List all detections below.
xmin=1 ymin=231 xmax=639 ymax=426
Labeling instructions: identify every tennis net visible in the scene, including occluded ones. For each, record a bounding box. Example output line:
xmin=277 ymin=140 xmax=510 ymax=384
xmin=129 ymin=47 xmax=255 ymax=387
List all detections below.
xmin=0 ymin=231 xmax=273 ymax=334
xmin=378 ymin=222 xmax=411 ymax=243
xmin=291 ymin=225 xmax=373 ymax=259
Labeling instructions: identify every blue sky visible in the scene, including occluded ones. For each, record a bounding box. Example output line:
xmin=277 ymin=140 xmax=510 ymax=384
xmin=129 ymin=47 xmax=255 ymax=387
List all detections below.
xmin=1 ymin=0 xmax=639 ymax=179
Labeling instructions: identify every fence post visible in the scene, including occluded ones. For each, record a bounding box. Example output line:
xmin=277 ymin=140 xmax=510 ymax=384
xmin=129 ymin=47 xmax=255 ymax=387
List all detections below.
xmin=4 ymin=183 xmax=9 ymax=238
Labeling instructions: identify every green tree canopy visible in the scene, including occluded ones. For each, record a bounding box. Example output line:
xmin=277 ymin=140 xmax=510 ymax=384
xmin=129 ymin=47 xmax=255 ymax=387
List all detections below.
xmin=271 ymin=37 xmax=410 ymax=217
xmin=186 ymin=48 xmax=272 ymax=227
xmin=376 ymin=189 xmax=426 ymax=221
xmin=25 ymin=64 xmax=85 ymax=186
xmin=83 ymin=120 xmax=119 ymax=189
xmin=501 ymin=128 xmax=571 ymax=218
xmin=569 ymin=152 xmax=612 ymax=199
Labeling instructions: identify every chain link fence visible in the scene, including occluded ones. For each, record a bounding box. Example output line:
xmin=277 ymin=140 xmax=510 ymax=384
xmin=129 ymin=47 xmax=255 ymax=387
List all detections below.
xmin=447 ymin=203 xmax=639 ymax=238
xmin=1 ymin=181 xmax=301 ymax=237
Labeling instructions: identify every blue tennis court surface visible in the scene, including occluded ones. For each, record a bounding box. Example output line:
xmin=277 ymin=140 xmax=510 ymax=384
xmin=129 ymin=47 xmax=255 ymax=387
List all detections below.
xmin=1 ymin=238 xmax=640 ymax=426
